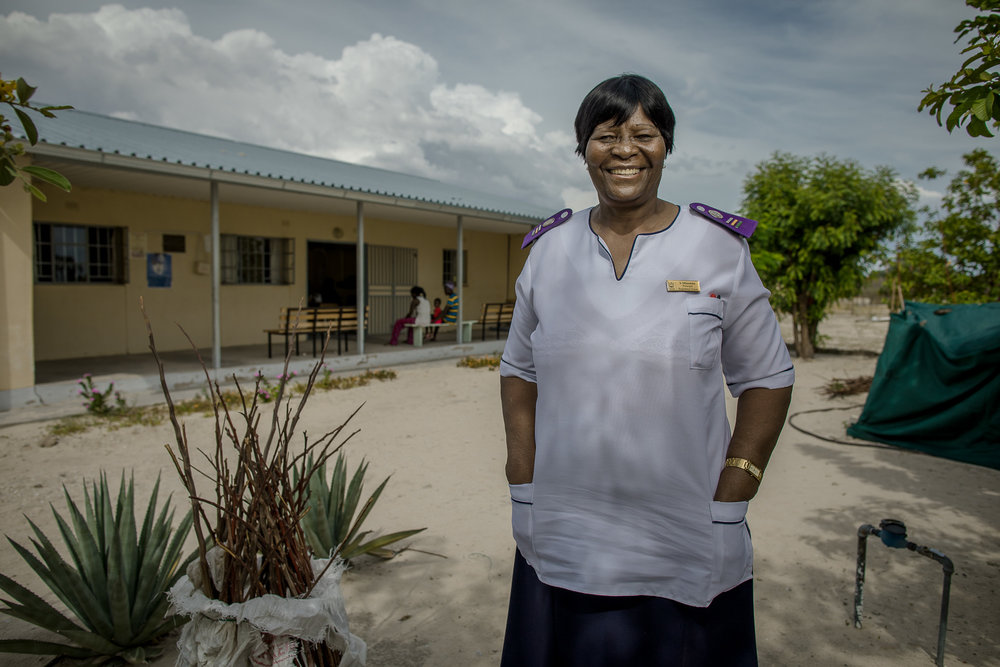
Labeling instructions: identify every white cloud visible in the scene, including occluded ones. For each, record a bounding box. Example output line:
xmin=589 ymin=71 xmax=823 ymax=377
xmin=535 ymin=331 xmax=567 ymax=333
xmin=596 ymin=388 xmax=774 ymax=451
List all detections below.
xmin=0 ymin=5 xmax=576 ymax=208
xmin=2 ymin=1 xmax=994 ymax=216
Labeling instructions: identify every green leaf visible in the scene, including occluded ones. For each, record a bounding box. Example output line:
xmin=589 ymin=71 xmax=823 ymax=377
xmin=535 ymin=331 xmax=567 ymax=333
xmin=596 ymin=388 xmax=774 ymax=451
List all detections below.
xmin=58 ymin=489 xmax=110 ymax=609
xmin=341 ymin=477 xmax=389 ymax=549
xmin=340 ymin=528 xmax=427 ymax=561
xmin=0 ymin=160 xmax=16 ymax=186
xmin=14 ymin=77 xmax=36 ymax=104
xmin=24 ymin=181 xmax=47 ymax=202
xmin=20 ymin=165 xmax=71 ymax=192
xmin=0 ymin=571 xmax=80 ymax=632
xmin=0 ymin=638 xmax=96 ymax=658
xmin=23 ymin=523 xmax=113 ymax=636
xmin=302 ymin=452 xmax=425 ymax=561
xmin=971 ymin=96 xmax=991 ymax=120
xmin=38 ymin=104 xmax=73 ymax=117
xmin=12 ymin=107 xmax=37 ymax=145
xmin=0 ymin=472 xmax=193 ymax=660
xmin=107 ymin=527 xmax=133 ymax=644
xmin=58 ymin=627 xmax=125 ymax=654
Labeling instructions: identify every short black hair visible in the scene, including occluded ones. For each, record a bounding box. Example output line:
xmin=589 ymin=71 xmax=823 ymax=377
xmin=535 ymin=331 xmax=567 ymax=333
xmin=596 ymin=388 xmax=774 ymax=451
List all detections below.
xmin=411 ymin=286 xmax=426 ymax=298
xmin=574 ymin=74 xmax=675 ymax=157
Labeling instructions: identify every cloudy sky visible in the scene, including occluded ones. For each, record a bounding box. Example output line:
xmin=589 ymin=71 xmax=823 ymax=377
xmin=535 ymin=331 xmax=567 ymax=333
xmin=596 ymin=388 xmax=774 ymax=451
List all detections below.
xmin=1 ymin=0 xmax=995 ymax=214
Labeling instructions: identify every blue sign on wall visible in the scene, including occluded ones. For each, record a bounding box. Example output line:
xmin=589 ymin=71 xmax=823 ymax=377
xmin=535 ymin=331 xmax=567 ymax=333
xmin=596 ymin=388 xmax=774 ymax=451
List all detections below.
xmin=147 ymin=253 xmax=172 ymax=287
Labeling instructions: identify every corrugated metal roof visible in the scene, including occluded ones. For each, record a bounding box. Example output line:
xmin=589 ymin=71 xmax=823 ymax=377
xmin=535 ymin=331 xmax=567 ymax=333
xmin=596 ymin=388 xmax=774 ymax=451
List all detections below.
xmin=25 ymin=108 xmax=556 ymax=220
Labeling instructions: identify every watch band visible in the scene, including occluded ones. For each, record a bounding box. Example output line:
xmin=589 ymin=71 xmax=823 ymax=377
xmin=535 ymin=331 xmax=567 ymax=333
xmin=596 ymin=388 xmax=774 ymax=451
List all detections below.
xmin=725 ymin=457 xmax=763 ymax=482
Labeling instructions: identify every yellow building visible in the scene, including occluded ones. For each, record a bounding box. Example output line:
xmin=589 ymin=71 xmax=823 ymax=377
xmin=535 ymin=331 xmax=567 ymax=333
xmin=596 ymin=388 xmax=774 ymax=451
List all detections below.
xmin=1 ymin=110 xmax=551 ymax=409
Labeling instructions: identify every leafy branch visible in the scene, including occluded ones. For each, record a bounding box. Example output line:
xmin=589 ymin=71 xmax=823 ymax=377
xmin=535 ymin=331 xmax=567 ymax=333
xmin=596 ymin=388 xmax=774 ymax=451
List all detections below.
xmin=1 ymin=74 xmax=73 ymax=201
xmin=918 ymin=0 xmax=1000 ymax=138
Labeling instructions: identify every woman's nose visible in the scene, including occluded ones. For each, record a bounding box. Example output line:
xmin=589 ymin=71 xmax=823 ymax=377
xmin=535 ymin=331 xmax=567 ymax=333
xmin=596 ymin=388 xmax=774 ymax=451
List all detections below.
xmin=611 ymin=137 xmax=636 ymax=156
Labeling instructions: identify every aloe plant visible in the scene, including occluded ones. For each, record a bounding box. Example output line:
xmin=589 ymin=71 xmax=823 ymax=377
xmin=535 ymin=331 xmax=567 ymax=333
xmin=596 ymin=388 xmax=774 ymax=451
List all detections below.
xmin=0 ymin=472 xmax=193 ymax=664
xmin=301 ymin=453 xmax=425 ymax=562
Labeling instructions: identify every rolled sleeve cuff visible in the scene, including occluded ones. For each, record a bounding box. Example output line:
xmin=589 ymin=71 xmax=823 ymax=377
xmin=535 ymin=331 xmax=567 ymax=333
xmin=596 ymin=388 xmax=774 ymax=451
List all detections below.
xmin=727 ymin=366 xmax=794 ymax=397
xmin=499 ymin=357 xmax=537 ymax=383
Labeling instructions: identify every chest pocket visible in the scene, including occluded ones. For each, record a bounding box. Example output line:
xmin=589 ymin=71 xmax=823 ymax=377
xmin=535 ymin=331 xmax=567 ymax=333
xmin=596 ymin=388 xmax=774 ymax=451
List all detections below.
xmin=687 ymin=297 xmax=724 ymax=370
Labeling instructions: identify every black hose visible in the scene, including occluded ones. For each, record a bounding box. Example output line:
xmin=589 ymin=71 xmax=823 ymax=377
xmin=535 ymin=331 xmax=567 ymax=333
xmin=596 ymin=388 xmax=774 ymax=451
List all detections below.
xmin=786 ymin=404 xmax=898 ymax=450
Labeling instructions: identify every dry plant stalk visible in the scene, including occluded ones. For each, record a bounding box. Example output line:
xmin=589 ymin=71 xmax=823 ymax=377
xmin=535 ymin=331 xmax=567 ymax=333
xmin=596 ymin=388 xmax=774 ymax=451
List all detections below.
xmin=140 ymin=299 xmax=362 ymax=665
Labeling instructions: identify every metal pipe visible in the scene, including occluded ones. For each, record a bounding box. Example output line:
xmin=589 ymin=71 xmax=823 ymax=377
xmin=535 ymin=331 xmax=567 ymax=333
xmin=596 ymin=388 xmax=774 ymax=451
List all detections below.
xmin=210 ymin=181 xmax=221 ymax=371
xmin=456 ymin=214 xmax=464 ymax=344
xmin=356 ymin=201 xmax=365 ymax=355
xmin=854 ymin=523 xmax=875 ymax=630
xmin=852 ymin=520 xmax=954 ymax=667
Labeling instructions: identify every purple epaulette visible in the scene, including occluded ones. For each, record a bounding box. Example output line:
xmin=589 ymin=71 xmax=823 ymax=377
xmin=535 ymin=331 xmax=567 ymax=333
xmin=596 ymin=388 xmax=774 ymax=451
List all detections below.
xmin=521 ymin=208 xmax=573 ymax=249
xmin=690 ymin=203 xmax=758 ymax=238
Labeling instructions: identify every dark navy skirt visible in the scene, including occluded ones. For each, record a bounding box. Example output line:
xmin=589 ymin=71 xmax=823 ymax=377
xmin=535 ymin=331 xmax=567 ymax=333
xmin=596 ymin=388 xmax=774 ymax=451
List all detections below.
xmin=501 ymin=550 xmax=758 ymax=667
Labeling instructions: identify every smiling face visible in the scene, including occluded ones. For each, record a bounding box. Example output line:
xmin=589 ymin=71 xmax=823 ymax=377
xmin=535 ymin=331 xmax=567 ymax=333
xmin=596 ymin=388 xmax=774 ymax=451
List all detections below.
xmin=584 ymin=106 xmax=666 ymax=210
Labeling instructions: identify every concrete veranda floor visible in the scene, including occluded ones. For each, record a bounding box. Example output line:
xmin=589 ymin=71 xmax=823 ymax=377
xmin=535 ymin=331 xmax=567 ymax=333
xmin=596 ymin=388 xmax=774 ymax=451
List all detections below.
xmin=1 ymin=330 xmax=509 ymax=426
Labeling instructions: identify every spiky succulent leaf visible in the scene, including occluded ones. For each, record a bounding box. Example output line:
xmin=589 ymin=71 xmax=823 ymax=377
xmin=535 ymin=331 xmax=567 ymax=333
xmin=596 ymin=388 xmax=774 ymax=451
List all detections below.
xmin=340 ymin=528 xmax=428 ymax=561
xmin=302 ymin=452 xmax=425 ymax=561
xmin=107 ymin=528 xmax=133 ymax=645
xmin=58 ymin=487 xmax=110 ymax=603
xmin=0 ymin=571 xmax=80 ymax=632
xmin=0 ymin=639 xmax=96 ymax=658
xmin=116 ymin=473 xmax=139 ymax=601
xmin=340 ymin=476 xmax=389 ymax=549
xmin=10 ymin=529 xmax=111 ymax=636
xmin=57 ymin=627 xmax=126 ymax=654
xmin=0 ymin=472 xmax=192 ymax=661
xmin=338 ymin=460 xmax=369 ymax=545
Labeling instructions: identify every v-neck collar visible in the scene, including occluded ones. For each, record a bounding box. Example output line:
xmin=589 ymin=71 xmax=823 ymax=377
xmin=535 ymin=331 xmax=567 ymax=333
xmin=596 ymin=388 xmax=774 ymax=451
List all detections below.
xmin=587 ymin=206 xmax=681 ymax=281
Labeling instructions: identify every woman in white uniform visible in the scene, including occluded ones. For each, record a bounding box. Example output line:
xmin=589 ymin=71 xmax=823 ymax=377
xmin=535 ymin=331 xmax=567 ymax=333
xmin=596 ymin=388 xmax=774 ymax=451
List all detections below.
xmin=499 ymin=74 xmax=794 ymax=666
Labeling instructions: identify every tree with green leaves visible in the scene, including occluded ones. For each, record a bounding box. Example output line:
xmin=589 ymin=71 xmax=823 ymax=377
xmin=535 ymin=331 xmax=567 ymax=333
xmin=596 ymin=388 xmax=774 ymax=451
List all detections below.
xmin=1 ymin=74 xmax=72 ymax=201
xmin=919 ymin=0 xmax=1000 ymax=138
xmin=741 ymin=152 xmax=918 ymax=359
xmin=892 ymin=149 xmax=999 ymax=303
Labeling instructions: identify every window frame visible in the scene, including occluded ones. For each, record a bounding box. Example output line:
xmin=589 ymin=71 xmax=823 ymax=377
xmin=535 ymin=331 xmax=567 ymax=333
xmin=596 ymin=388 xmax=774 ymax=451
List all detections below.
xmin=220 ymin=234 xmax=295 ymax=285
xmin=442 ymin=248 xmax=469 ymax=287
xmin=33 ymin=222 xmax=128 ymax=285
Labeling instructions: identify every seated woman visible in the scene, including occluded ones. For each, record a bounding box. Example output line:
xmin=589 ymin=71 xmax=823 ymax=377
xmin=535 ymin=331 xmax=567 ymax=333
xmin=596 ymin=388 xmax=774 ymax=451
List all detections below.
xmin=388 ymin=286 xmax=431 ymax=345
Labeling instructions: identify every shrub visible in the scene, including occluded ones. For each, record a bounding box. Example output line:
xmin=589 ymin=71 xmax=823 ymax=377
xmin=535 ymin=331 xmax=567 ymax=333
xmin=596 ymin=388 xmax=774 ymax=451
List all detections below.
xmin=299 ymin=453 xmax=426 ymax=562
xmin=77 ymin=374 xmax=127 ymax=416
xmin=0 ymin=473 xmax=193 ymax=663
xmin=457 ymin=354 xmax=501 ymax=370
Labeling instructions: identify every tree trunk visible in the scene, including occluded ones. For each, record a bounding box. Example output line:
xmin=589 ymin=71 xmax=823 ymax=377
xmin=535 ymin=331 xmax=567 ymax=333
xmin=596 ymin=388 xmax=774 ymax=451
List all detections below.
xmin=807 ymin=320 xmax=820 ymax=353
xmin=794 ymin=294 xmax=815 ymax=359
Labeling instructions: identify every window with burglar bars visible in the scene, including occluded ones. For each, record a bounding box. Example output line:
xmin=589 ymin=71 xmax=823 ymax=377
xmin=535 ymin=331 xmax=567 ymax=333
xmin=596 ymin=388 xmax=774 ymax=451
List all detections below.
xmin=442 ymin=249 xmax=469 ymax=287
xmin=33 ymin=222 xmax=127 ymax=284
xmin=221 ymin=234 xmax=295 ymax=285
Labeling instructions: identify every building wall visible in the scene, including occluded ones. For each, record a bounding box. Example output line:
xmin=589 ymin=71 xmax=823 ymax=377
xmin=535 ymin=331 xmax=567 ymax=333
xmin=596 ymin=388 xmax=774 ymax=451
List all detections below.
xmin=30 ymin=184 xmax=517 ymax=360
xmin=0 ymin=181 xmax=35 ymax=392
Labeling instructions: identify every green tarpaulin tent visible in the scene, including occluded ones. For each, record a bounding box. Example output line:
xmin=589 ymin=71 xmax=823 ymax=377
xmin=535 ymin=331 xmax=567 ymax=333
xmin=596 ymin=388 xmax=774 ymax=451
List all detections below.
xmin=847 ymin=301 xmax=1000 ymax=470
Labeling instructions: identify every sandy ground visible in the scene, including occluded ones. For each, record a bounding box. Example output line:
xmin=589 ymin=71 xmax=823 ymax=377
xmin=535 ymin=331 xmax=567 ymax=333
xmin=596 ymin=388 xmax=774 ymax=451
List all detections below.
xmin=0 ymin=309 xmax=997 ymax=666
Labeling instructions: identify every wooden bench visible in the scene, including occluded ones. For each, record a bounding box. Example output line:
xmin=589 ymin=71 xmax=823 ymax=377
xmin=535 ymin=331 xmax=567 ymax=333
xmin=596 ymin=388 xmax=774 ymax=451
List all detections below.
xmin=264 ymin=306 xmax=368 ymax=358
xmin=479 ymin=302 xmax=515 ymax=340
xmin=403 ymin=320 xmax=476 ymax=347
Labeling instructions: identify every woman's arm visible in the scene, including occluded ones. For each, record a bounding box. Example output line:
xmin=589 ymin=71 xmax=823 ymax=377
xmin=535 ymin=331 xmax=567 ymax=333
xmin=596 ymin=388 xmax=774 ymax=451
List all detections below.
xmin=713 ymin=385 xmax=792 ymax=502
xmin=501 ymin=375 xmax=538 ymax=484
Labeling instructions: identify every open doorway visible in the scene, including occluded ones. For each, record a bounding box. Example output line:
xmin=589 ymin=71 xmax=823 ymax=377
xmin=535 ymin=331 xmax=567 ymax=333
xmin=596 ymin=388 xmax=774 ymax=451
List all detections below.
xmin=307 ymin=241 xmax=356 ymax=307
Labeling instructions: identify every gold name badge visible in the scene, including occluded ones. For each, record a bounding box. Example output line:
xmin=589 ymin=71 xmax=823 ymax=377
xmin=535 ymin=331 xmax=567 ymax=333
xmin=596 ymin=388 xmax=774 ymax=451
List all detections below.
xmin=666 ymin=280 xmax=701 ymax=292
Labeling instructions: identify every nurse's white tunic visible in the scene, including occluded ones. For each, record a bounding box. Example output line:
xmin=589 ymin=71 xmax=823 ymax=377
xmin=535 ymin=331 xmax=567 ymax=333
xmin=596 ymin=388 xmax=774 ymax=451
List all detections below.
xmin=500 ymin=206 xmax=794 ymax=607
